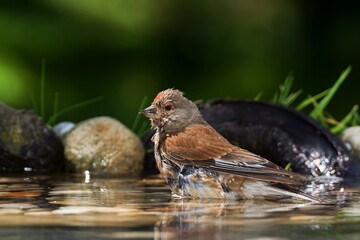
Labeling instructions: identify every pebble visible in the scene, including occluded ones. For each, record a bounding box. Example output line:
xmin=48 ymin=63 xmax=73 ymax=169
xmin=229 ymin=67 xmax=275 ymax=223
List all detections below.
xmin=63 ymin=116 xmax=144 ymax=175
xmin=341 ymin=126 xmax=360 ymax=160
xmin=53 ymin=121 xmax=76 ymax=140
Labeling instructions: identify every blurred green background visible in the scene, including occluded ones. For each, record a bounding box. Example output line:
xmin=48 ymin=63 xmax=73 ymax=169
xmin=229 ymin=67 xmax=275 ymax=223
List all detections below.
xmin=0 ymin=0 xmax=359 ymax=127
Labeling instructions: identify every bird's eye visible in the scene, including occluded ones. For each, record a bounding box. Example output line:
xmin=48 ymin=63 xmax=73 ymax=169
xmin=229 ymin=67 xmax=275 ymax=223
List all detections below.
xmin=164 ymin=102 xmax=174 ymax=111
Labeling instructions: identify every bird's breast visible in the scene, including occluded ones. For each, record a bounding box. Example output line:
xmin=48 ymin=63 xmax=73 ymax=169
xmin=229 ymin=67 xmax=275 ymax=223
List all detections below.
xmin=156 ymin=157 xmax=238 ymax=198
xmin=154 ymin=130 xmax=239 ymax=199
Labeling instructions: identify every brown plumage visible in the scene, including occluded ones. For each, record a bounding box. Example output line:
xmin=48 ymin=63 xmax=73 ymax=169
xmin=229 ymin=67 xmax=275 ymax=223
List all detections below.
xmin=141 ymin=89 xmax=317 ymax=201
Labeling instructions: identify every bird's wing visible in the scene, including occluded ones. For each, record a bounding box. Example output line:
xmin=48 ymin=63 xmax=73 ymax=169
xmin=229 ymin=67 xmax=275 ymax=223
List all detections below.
xmin=161 ymin=123 xmax=304 ymax=185
xmin=194 ymin=149 xmax=304 ymax=185
xmin=161 ymin=123 xmax=234 ymax=161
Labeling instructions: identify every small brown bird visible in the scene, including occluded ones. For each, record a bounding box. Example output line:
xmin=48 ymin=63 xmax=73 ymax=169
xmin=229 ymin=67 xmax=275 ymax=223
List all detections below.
xmin=141 ymin=89 xmax=316 ymax=201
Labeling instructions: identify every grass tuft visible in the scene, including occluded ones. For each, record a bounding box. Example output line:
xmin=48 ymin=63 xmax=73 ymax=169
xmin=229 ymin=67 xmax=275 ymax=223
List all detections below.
xmin=330 ymin=105 xmax=359 ymax=134
xmin=269 ymin=66 xmax=358 ymax=133
xmin=33 ymin=58 xmax=104 ymax=126
xmin=272 ymin=72 xmax=303 ymax=106
xmin=310 ymin=66 xmax=352 ymax=120
xmin=295 ymin=89 xmax=330 ymax=111
xmin=47 ymin=96 xmax=104 ymax=126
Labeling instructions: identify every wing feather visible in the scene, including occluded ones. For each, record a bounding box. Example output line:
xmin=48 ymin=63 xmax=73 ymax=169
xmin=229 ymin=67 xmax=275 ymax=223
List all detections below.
xmin=161 ymin=123 xmax=234 ymax=161
xmin=161 ymin=123 xmax=304 ymax=184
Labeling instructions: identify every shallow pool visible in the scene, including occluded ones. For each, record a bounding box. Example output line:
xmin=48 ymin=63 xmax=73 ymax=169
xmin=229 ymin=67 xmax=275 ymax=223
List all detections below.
xmin=0 ymin=174 xmax=359 ymax=239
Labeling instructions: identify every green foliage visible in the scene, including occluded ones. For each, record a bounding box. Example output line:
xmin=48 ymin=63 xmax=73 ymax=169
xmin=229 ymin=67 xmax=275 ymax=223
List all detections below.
xmin=47 ymin=96 xmax=104 ymax=126
xmin=32 ymin=59 xmax=104 ymax=126
xmin=1 ymin=1 xmax=360 ymax=127
xmin=352 ymin=111 xmax=360 ymax=126
xmin=310 ymin=66 xmax=351 ymax=121
xmin=295 ymin=89 xmax=330 ymax=111
xmin=272 ymin=72 xmax=303 ymax=106
xmin=330 ymin=105 xmax=359 ymax=134
xmin=284 ymin=162 xmax=292 ymax=171
xmin=269 ymin=66 xmax=359 ymax=134
xmin=32 ymin=57 xmax=358 ymax=137
xmin=254 ymin=92 xmax=263 ymax=101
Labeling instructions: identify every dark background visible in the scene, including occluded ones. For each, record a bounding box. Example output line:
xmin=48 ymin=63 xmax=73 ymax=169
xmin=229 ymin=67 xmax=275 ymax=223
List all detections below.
xmin=0 ymin=0 xmax=359 ymax=128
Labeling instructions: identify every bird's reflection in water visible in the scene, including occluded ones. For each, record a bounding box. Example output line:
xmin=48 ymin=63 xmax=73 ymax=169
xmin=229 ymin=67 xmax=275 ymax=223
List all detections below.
xmin=154 ymin=198 xmax=314 ymax=240
xmin=155 ymin=198 xmax=233 ymax=240
xmin=154 ymin=178 xmax=356 ymax=240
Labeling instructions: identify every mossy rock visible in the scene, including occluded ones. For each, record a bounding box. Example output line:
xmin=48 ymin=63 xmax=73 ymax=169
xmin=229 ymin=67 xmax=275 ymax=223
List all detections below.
xmin=0 ymin=104 xmax=64 ymax=172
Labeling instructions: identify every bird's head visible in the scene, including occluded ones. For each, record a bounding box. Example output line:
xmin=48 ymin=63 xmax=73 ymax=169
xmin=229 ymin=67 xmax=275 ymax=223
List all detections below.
xmin=140 ymin=89 xmax=203 ymax=133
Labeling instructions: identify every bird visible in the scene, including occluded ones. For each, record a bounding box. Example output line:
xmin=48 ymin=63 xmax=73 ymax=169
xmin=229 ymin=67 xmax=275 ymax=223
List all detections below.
xmin=141 ymin=88 xmax=318 ymax=201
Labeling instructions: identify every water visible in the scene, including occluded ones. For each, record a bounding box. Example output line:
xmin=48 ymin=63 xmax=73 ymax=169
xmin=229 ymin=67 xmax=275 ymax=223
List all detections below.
xmin=0 ymin=174 xmax=359 ymax=240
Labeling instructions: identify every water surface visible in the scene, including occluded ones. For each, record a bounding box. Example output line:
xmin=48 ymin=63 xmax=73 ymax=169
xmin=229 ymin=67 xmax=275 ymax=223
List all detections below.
xmin=0 ymin=174 xmax=359 ymax=239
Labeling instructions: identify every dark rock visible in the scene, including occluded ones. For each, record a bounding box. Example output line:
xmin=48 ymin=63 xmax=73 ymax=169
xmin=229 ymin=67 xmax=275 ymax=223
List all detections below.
xmin=0 ymin=104 xmax=64 ymax=173
xmin=142 ymin=100 xmax=360 ymax=178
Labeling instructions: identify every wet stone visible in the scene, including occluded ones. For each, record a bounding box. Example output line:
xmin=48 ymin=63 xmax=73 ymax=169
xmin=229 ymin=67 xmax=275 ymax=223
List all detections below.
xmin=0 ymin=104 xmax=64 ymax=173
xmin=64 ymin=116 xmax=144 ymax=175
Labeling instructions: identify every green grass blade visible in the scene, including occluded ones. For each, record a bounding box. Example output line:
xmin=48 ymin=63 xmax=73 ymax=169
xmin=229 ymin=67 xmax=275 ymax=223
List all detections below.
xmin=272 ymin=92 xmax=279 ymax=103
xmin=47 ymin=96 xmax=104 ymax=125
xmin=48 ymin=92 xmax=59 ymax=126
xmin=296 ymin=89 xmax=330 ymax=111
xmin=331 ymin=105 xmax=359 ymax=134
xmin=283 ymin=89 xmax=303 ymax=106
xmin=278 ymin=73 xmax=294 ymax=104
xmin=310 ymin=66 xmax=351 ymax=119
xmin=40 ymin=58 xmax=46 ymax=119
xmin=254 ymin=92 xmax=263 ymax=101
xmin=323 ymin=111 xmax=339 ymax=125
xmin=351 ymin=111 xmax=360 ymax=126
xmin=285 ymin=162 xmax=292 ymax=171
xmin=309 ymin=99 xmax=329 ymax=127
xmin=30 ymin=91 xmax=39 ymax=113
xmin=272 ymin=72 xmax=302 ymax=106
xmin=131 ymin=96 xmax=148 ymax=133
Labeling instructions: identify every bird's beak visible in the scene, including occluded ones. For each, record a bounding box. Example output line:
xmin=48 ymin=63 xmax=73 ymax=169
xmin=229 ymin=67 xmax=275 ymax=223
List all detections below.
xmin=140 ymin=106 xmax=157 ymax=117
